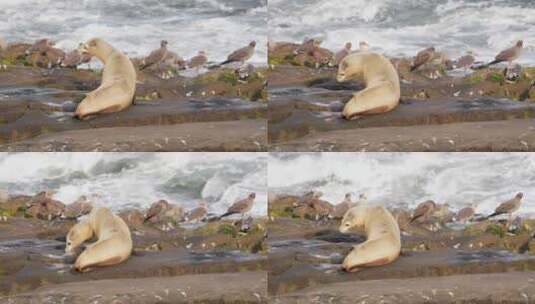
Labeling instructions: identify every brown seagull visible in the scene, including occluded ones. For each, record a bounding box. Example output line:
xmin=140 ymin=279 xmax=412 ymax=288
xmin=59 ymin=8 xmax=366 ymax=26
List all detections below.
xmin=188 ymin=51 xmax=208 ymax=69
xmin=220 ymin=41 xmax=256 ymax=65
xmin=220 ymin=193 xmax=256 ymax=219
xmin=410 ymin=47 xmax=436 ymax=71
xmin=488 ymin=192 xmax=523 ymax=222
xmin=410 ymin=200 xmax=437 ymax=223
xmin=185 ymin=201 xmax=208 ymax=223
xmin=485 ymin=40 xmax=523 ymax=68
xmin=333 ymin=42 xmax=352 ymax=66
xmin=140 ymin=40 xmax=168 ymax=70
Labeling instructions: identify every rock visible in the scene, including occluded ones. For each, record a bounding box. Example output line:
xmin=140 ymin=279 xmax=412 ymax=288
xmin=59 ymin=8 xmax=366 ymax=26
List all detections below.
xmin=0 ymin=195 xmax=31 ymax=216
xmin=505 ymin=64 xmax=522 ymax=83
xmin=25 ymin=192 xmax=65 ymax=220
xmin=234 ymin=216 xmax=254 ymax=233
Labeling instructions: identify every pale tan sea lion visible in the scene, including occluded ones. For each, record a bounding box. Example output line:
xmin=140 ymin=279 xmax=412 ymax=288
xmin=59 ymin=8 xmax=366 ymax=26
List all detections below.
xmin=75 ymin=38 xmax=136 ymax=119
xmin=339 ymin=205 xmax=401 ymax=272
xmin=337 ymin=52 xmax=400 ymax=119
xmin=66 ymin=207 xmax=132 ymax=272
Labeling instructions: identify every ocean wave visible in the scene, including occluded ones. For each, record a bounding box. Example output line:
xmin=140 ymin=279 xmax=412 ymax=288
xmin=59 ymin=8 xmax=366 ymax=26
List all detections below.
xmin=269 ymin=153 xmax=535 ymax=216
xmin=0 ymin=153 xmax=268 ymax=217
xmin=0 ymin=0 xmax=267 ymax=64
xmin=269 ymin=0 xmax=535 ymax=65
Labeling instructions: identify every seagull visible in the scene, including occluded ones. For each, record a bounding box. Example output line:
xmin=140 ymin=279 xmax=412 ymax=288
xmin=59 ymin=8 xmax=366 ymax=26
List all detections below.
xmin=410 ymin=200 xmax=436 ymax=223
xmin=480 ymin=40 xmax=523 ymax=69
xmin=220 ymin=41 xmax=256 ymax=66
xmin=488 ymin=192 xmax=523 ymax=223
xmin=410 ymin=47 xmax=436 ymax=72
xmin=220 ymin=193 xmax=256 ymax=219
xmin=140 ymin=40 xmax=168 ymax=70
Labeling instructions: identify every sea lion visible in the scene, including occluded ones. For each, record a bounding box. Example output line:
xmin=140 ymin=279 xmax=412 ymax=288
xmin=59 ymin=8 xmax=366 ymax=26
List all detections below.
xmin=339 ymin=205 xmax=401 ymax=272
xmin=337 ymin=52 xmax=400 ymax=119
xmin=75 ymin=38 xmax=136 ymax=119
xmin=65 ymin=207 xmax=132 ymax=272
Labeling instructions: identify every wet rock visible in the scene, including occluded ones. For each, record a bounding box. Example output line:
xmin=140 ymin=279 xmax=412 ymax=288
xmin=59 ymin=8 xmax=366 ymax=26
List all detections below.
xmin=505 ymin=64 xmax=522 ymax=83
xmin=234 ymin=216 xmax=254 ymax=233
xmin=25 ymin=192 xmax=65 ymax=220
xmin=0 ymin=195 xmax=32 ymax=216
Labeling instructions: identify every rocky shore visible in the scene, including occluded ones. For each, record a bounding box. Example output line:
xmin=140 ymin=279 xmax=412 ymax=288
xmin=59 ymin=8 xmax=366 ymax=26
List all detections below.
xmin=268 ymin=193 xmax=535 ymax=303
xmin=0 ymin=43 xmax=267 ymax=152
xmin=0 ymin=191 xmax=268 ymax=303
xmin=268 ymin=41 xmax=535 ymax=152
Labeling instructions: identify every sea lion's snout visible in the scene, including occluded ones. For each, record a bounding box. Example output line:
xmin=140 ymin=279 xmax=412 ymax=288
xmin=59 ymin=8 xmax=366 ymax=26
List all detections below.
xmin=337 ymin=73 xmax=346 ymax=82
xmin=78 ymin=43 xmax=89 ymax=55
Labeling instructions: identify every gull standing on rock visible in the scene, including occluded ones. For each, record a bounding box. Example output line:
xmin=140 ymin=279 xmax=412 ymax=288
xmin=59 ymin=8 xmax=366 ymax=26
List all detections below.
xmin=26 ymin=39 xmax=55 ymax=54
xmin=410 ymin=200 xmax=436 ymax=223
xmin=481 ymin=40 xmax=523 ymax=69
xmin=488 ymin=192 xmax=523 ymax=223
xmin=455 ymin=203 xmax=477 ymax=223
xmin=410 ymin=47 xmax=436 ymax=71
xmin=188 ymin=51 xmax=208 ymax=69
xmin=220 ymin=193 xmax=256 ymax=219
xmin=219 ymin=41 xmax=256 ymax=66
xmin=185 ymin=201 xmax=208 ymax=223
xmin=333 ymin=42 xmax=352 ymax=66
xmin=358 ymin=41 xmax=370 ymax=52
xmin=140 ymin=40 xmax=168 ymax=70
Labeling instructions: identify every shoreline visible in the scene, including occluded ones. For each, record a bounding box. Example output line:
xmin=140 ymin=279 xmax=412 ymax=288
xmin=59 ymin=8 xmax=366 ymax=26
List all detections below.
xmin=0 ymin=191 xmax=267 ymax=301
xmin=267 ymin=41 xmax=535 ymax=152
xmin=268 ymin=193 xmax=535 ymax=302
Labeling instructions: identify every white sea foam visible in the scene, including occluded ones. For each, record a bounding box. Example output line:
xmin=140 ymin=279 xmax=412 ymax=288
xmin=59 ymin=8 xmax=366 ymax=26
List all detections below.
xmin=268 ymin=153 xmax=535 ymax=216
xmin=0 ymin=0 xmax=267 ymax=64
xmin=269 ymin=0 xmax=535 ymax=65
xmin=0 ymin=153 xmax=268 ymax=217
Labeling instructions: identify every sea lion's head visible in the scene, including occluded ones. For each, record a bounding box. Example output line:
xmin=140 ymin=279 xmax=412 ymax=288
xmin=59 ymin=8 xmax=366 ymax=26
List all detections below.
xmin=336 ymin=54 xmax=364 ymax=82
xmin=65 ymin=222 xmax=93 ymax=254
xmin=78 ymin=38 xmax=112 ymax=60
xmin=339 ymin=205 xmax=367 ymax=233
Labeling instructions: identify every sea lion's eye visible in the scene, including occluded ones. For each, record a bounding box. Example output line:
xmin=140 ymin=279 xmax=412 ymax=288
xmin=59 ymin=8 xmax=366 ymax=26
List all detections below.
xmin=345 ymin=223 xmax=350 ymax=227
xmin=67 ymin=242 xmax=71 ymax=246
